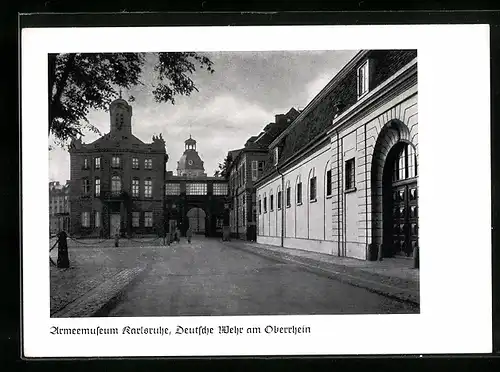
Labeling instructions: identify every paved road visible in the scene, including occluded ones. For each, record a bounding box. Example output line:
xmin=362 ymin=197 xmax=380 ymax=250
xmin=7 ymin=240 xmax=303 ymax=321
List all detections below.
xmin=106 ymin=236 xmax=418 ymax=316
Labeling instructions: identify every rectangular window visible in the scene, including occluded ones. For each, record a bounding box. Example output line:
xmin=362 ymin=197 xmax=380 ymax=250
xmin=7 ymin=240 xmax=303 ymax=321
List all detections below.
xmin=144 ymin=159 xmax=153 ymax=169
xmin=270 ymin=194 xmax=274 ymax=211
xmin=286 ymin=187 xmax=291 ymax=207
xmin=242 ymin=163 xmax=246 ymax=184
xmin=251 ymin=160 xmax=258 ymax=181
xmin=111 ymin=176 xmax=121 ymax=193
xmin=213 ymin=183 xmax=228 ymax=195
xmin=112 ymin=156 xmax=121 ymax=168
xmin=345 ymin=158 xmax=355 ymax=190
xmin=132 ymin=179 xmax=140 ymax=197
xmin=95 ymin=211 xmax=100 ymax=228
xmin=258 ymin=161 xmax=264 ymax=175
xmin=81 ymin=178 xmax=90 ymax=195
xmin=186 ymin=183 xmax=207 ymax=195
xmin=310 ymin=176 xmax=317 ymax=201
xmin=277 ymin=190 xmax=282 ymax=209
xmin=297 ymin=182 xmax=302 ymax=204
xmin=83 ymin=158 xmax=89 ymax=170
xmin=81 ymin=211 xmax=90 ymax=227
xmin=94 ymin=157 xmax=101 ymax=169
xmin=165 ymin=183 xmax=180 ymax=195
xmin=132 ymin=157 xmax=139 ymax=169
xmin=264 ymin=196 xmax=267 ymax=213
xmin=132 ymin=211 xmax=140 ymax=227
xmin=144 ymin=179 xmax=152 ymax=198
xmin=326 ymin=169 xmax=332 ymax=196
xmin=258 ymin=199 xmax=262 ymax=214
xmin=357 ymin=60 xmax=370 ymax=98
xmin=95 ymin=178 xmax=100 ymax=197
xmin=144 ymin=212 xmax=153 ymax=227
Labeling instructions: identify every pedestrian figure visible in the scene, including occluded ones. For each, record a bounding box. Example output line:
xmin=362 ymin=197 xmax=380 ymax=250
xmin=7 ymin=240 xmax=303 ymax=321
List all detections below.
xmin=186 ymin=226 xmax=193 ymax=244
xmin=57 ymin=231 xmax=70 ymax=268
xmin=175 ymin=228 xmax=181 ymax=243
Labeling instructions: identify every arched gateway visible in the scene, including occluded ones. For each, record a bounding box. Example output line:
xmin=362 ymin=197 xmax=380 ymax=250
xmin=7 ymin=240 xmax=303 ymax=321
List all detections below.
xmin=165 ymin=135 xmax=229 ymax=238
xmin=371 ymin=119 xmax=418 ymax=259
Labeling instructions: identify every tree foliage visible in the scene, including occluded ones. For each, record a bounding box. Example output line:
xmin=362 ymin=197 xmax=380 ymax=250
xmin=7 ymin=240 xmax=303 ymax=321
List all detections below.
xmin=214 ymin=153 xmax=233 ymax=179
xmin=48 ymin=52 xmax=214 ymax=144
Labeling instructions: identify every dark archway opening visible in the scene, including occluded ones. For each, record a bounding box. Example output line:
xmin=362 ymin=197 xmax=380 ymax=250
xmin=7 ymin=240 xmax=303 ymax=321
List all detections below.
xmin=187 ymin=207 xmax=206 ymax=235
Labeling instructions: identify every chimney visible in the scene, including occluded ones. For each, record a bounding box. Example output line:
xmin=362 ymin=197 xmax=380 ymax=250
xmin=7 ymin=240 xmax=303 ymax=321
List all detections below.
xmin=275 ymin=114 xmax=285 ymax=124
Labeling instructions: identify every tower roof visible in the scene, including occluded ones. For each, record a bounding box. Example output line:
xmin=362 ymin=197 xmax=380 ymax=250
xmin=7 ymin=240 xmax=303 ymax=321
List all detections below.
xmin=185 ymin=135 xmax=196 ymax=145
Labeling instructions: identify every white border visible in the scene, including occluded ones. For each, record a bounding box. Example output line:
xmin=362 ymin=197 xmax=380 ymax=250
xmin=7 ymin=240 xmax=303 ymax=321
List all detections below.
xmin=22 ymin=25 xmax=492 ymax=357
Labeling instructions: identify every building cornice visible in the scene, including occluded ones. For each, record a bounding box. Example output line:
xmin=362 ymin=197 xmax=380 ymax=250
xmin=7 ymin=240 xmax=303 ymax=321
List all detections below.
xmin=255 ymin=57 xmax=417 ymax=189
xmin=268 ymin=50 xmax=369 ymax=149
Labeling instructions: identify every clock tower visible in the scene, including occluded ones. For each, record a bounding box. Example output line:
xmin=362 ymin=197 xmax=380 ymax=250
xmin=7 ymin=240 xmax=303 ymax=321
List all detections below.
xmin=109 ymin=93 xmax=133 ymax=135
xmin=176 ymin=135 xmax=207 ymax=177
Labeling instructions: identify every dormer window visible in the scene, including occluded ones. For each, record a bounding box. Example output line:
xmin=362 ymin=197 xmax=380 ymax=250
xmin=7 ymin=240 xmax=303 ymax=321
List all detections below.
xmin=273 ymin=147 xmax=279 ymax=166
xmin=357 ymin=59 xmax=370 ymax=99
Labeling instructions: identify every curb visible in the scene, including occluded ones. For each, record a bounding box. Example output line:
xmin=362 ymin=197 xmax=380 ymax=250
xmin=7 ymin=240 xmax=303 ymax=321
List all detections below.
xmin=223 ymin=241 xmax=419 ymax=306
xmin=52 ymin=265 xmax=147 ymax=318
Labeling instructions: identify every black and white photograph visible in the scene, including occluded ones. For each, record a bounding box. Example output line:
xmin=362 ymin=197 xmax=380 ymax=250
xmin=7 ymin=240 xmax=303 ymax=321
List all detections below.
xmin=48 ymin=48 xmax=419 ymax=318
xmin=22 ymin=24 xmax=491 ymax=357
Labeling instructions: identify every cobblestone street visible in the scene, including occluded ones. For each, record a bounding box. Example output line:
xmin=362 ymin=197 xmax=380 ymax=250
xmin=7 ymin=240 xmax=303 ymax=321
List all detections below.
xmin=50 ymin=236 xmax=418 ymax=317
xmin=102 ymin=236 xmax=418 ymax=316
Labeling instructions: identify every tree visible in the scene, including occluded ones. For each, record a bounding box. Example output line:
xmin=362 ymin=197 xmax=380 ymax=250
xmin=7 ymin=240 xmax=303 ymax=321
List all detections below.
xmin=49 ymin=52 xmax=214 ymax=145
xmin=213 ymin=153 xmax=233 ymax=179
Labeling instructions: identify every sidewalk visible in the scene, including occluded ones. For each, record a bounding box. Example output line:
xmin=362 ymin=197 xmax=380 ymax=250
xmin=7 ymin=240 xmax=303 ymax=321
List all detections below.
xmin=223 ymin=240 xmax=419 ymax=305
xmin=50 ymin=246 xmax=150 ymax=317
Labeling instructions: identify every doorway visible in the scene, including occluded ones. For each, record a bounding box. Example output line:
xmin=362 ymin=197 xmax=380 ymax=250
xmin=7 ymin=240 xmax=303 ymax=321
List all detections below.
xmin=383 ymin=142 xmax=418 ymax=257
xmin=110 ymin=214 xmax=121 ymax=237
xmin=187 ymin=207 xmax=206 ymax=234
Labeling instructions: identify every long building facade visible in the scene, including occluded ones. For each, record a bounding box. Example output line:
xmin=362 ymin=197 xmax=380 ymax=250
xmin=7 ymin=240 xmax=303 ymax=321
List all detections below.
xmin=255 ymin=50 xmax=418 ymax=261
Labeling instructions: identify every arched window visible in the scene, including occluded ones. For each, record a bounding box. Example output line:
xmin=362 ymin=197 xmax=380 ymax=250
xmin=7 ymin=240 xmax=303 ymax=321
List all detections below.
xmin=263 ymin=192 xmax=267 ymax=213
xmin=325 ymin=161 xmax=332 ymax=197
xmin=258 ymin=195 xmax=262 ymax=214
xmin=277 ymin=184 xmax=282 ymax=209
xmin=296 ymin=175 xmax=302 ymax=205
xmin=285 ymin=180 xmax=291 ymax=207
xmin=270 ymin=189 xmax=274 ymax=211
xmin=111 ymin=176 xmax=121 ymax=194
xmin=392 ymin=143 xmax=417 ymax=182
xmin=308 ymin=168 xmax=317 ymax=202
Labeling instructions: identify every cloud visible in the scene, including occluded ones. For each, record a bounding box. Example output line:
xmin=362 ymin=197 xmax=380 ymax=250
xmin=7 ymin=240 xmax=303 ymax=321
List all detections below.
xmin=49 ymin=50 xmax=360 ymax=182
xmin=304 ymin=71 xmax=338 ymax=104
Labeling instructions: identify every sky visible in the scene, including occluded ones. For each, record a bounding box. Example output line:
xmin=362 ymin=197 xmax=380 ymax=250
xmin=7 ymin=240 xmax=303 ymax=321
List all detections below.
xmin=48 ymin=50 xmax=358 ymax=183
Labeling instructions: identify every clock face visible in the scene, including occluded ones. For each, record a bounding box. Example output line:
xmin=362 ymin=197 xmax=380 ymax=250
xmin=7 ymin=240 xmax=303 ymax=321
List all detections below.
xmin=188 ymin=160 xmax=193 ymax=166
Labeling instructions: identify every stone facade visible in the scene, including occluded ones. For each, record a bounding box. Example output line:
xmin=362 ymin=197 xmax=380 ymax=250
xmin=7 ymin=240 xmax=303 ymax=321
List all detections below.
xmin=256 ymin=50 xmax=418 ymax=261
xmin=68 ymin=98 xmax=168 ymax=238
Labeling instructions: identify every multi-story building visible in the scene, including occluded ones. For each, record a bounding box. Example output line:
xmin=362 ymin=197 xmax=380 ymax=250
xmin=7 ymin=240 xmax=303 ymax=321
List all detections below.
xmin=49 ymin=181 xmax=70 ymax=235
xmin=255 ymin=49 xmax=418 ymax=261
xmin=227 ymin=108 xmax=300 ymax=240
xmin=68 ymin=97 xmax=168 ymax=238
